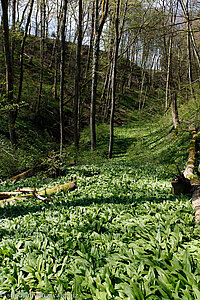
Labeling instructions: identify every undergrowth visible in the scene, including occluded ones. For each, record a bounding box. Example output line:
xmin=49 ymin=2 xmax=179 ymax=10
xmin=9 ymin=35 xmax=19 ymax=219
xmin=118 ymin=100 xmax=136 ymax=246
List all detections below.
xmin=0 ymin=160 xmax=199 ymax=299
xmin=0 ymin=102 xmax=200 ymax=299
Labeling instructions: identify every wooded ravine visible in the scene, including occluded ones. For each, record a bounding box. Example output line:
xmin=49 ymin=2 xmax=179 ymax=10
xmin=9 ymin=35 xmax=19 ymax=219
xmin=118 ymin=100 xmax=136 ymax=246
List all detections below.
xmin=0 ymin=0 xmax=200 ymax=298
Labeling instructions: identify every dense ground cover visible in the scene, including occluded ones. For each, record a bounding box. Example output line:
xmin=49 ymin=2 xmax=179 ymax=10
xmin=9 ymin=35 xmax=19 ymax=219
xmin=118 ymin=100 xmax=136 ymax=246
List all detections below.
xmin=0 ymin=118 xmax=200 ymax=299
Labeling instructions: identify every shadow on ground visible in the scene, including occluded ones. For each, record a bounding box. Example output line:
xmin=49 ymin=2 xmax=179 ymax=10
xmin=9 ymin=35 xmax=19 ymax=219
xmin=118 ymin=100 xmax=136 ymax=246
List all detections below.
xmin=0 ymin=190 xmax=179 ymax=220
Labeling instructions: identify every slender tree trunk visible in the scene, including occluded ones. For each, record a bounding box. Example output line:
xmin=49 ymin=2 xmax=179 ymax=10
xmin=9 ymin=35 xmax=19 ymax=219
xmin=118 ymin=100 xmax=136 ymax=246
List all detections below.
xmin=19 ymin=1 xmax=29 ymax=28
xmin=17 ymin=0 xmax=34 ymax=104
xmin=36 ymin=0 xmax=45 ymax=117
xmin=90 ymin=31 xmax=99 ymax=151
xmin=59 ymin=0 xmax=67 ymax=155
xmin=141 ymin=86 xmax=148 ymax=110
xmin=90 ymin=0 xmax=109 ymax=151
xmin=53 ymin=55 xmax=58 ymax=99
xmin=103 ymin=64 xmax=112 ymax=121
xmin=187 ymin=20 xmax=194 ymax=99
xmin=189 ymin=28 xmax=200 ymax=69
xmin=185 ymin=0 xmax=195 ymax=100
xmin=68 ymin=16 xmax=72 ymax=42
xmin=35 ymin=0 xmax=39 ymax=37
xmin=74 ymin=0 xmax=82 ymax=151
xmin=51 ymin=1 xmax=62 ymax=99
xmin=165 ymin=36 xmax=172 ymax=109
xmin=99 ymin=66 xmax=110 ymax=117
xmin=90 ymin=0 xmax=100 ymax=151
xmin=139 ymin=71 xmax=145 ymax=111
xmin=128 ymin=45 xmax=135 ymax=88
xmin=85 ymin=0 xmax=95 ymax=79
xmin=167 ymin=0 xmax=180 ymax=126
xmin=1 ymin=0 xmax=16 ymax=148
xmin=179 ymin=0 xmax=199 ymax=93
xmin=139 ymin=41 xmax=149 ymax=111
xmin=49 ymin=3 xmax=62 ymax=69
xmin=171 ymin=90 xmax=180 ymax=128
xmin=102 ymin=20 xmax=114 ymax=120
xmin=11 ymin=0 xmax=16 ymax=68
xmin=149 ymin=52 xmax=156 ymax=91
xmin=45 ymin=5 xmax=49 ymax=38
xmin=177 ymin=47 xmax=182 ymax=91
xmin=139 ymin=52 xmax=148 ymax=111
xmin=108 ymin=0 xmax=120 ymax=159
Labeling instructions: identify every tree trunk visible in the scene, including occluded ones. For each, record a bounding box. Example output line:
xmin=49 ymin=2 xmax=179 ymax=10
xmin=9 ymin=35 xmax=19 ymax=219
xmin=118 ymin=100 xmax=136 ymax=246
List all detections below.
xmin=108 ymin=0 xmax=120 ymax=159
xmin=166 ymin=0 xmax=180 ymax=127
xmin=102 ymin=20 xmax=114 ymax=121
xmin=53 ymin=56 xmax=58 ymax=100
xmin=36 ymin=0 xmax=45 ymax=117
xmin=139 ymin=64 xmax=146 ymax=111
xmin=35 ymin=0 xmax=39 ymax=37
xmin=90 ymin=0 xmax=109 ymax=151
xmin=17 ymin=0 xmax=34 ymax=104
xmin=49 ymin=4 xmax=62 ymax=69
xmin=51 ymin=2 xmax=62 ymax=99
xmin=85 ymin=0 xmax=95 ymax=79
xmin=186 ymin=1 xmax=195 ymax=100
xmin=90 ymin=31 xmax=99 ymax=151
xmin=19 ymin=1 xmax=29 ymax=28
xmin=59 ymin=0 xmax=68 ymax=155
xmin=1 ymin=0 xmax=16 ymax=148
xmin=171 ymin=90 xmax=180 ymax=128
xmin=103 ymin=64 xmax=112 ymax=121
xmin=11 ymin=0 xmax=16 ymax=68
xmin=128 ymin=45 xmax=135 ymax=88
xmin=74 ymin=0 xmax=82 ymax=151
xmin=165 ymin=36 xmax=172 ymax=109
xmin=99 ymin=66 xmax=110 ymax=117
xmin=187 ymin=21 xmax=195 ymax=100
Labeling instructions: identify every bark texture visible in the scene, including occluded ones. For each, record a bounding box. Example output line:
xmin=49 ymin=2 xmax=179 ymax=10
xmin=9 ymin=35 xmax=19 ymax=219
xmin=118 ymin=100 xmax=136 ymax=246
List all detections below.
xmin=90 ymin=0 xmax=109 ymax=151
xmin=108 ymin=0 xmax=120 ymax=159
xmin=17 ymin=0 xmax=34 ymax=104
xmin=59 ymin=0 xmax=68 ymax=154
xmin=74 ymin=0 xmax=82 ymax=150
xmin=0 ymin=181 xmax=76 ymax=205
xmin=184 ymin=128 xmax=200 ymax=223
xmin=1 ymin=0 xmax=16 ymax=147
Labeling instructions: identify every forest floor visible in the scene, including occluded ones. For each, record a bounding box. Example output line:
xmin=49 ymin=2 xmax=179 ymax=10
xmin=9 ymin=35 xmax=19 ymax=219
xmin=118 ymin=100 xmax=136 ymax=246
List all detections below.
xmin=0 ymin=117 xmax=200 ymax=299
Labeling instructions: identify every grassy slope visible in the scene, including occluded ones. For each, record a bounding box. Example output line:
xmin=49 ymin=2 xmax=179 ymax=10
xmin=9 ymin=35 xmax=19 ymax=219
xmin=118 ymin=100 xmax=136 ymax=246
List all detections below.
xmin=0 ymin=103 xmax=200 ymax=299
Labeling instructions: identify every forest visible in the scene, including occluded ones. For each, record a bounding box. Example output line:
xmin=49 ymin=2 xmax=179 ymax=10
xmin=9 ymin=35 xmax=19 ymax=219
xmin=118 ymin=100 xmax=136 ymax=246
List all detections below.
xmin=0 ymin=0 xmax=200 ymax=298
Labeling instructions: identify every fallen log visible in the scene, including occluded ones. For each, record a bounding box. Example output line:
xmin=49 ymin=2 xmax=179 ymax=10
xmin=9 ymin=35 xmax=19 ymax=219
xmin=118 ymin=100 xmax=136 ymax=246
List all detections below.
xmin=38 ymin=181 xmax=76 ymax=195
xmin=6 ymin=160 xmax=77 ymax=182
xmin=171 ymin=128 xmax=200 ymax=222
xmin=0 ymin=192 xmax=21 ymax=200
xmin=7 ymin=164 xmax=45 ymax=182
xmin=32 ymin=190 xmax=51 ymax=202
xmin=183 ymin=128 xmax=200 ymax=223
xmin=184 ymin=129 xmax=198 ymax=179
xmin=192 ymin=186 xmax=200 ymax=223
xmin=0 ymin=181 xmax=76 ymax=205
xmin=15 ymin=188 xmax=35 ymax=192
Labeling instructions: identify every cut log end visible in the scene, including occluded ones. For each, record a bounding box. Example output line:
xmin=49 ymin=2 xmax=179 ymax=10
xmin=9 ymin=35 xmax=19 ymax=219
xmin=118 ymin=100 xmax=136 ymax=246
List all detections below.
xmin=195 ymin=209 xmax=200 ymax=223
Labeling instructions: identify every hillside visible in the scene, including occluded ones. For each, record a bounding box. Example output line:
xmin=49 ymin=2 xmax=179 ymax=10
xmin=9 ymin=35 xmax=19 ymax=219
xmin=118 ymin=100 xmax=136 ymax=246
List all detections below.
xmin=0 ymin=31 xmax=160 ymax=179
